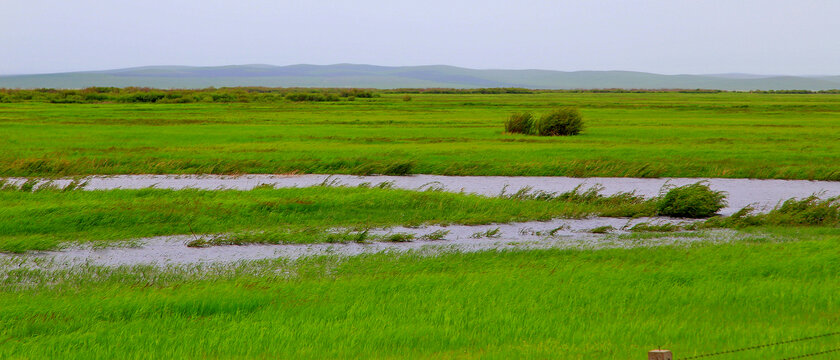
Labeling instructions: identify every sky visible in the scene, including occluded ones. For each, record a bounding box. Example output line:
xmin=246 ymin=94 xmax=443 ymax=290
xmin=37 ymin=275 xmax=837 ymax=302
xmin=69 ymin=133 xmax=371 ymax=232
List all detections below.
xmin=2 ymin=0 xmax=839 ymax=75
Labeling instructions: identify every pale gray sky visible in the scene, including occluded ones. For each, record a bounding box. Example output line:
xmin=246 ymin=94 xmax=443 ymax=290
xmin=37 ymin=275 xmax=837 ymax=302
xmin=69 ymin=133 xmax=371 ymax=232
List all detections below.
xmin=2 ymin=0 xmax=839 ymax=75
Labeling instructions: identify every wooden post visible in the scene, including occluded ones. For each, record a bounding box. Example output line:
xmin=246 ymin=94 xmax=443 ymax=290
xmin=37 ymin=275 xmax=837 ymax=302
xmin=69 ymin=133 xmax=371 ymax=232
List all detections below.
xmin=648 ymin=349 xmax=672 ymax=360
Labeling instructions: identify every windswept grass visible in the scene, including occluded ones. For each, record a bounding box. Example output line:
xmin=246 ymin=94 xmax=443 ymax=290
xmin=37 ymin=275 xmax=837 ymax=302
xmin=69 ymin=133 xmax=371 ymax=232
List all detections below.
xmin=706 ymin=196 xmax=840 ymax=228
xmin=1 ymin=235 xmax=838 ymax=359
xmin=0 ymin=185 xmax=659 ymax=253
xmin=503 ymin=184 xmax=655 ymax=217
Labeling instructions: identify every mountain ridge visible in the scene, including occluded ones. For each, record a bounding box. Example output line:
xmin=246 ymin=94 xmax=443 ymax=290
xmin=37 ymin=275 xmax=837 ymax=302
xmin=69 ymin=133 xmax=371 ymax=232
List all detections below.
xmin=2 ymin=64 xmax=839 ymax=90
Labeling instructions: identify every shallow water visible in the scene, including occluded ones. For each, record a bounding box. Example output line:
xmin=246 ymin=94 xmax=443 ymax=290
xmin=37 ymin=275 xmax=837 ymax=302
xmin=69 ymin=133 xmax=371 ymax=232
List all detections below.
xmin=8 ymin=174 xmax=840 ymax=215
xmin=3 ymin=217 xmax=709 ymax=267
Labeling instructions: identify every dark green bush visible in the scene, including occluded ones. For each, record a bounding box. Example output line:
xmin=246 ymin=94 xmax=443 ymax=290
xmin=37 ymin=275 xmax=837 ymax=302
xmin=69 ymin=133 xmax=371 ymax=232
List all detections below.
xmin=505 ymin=112 xmax=534 ymax=134
xmin=535 ymin=107 xmax=583 ymax=136
xmin=656 ymin=182 xmax=727 ymax=218
xmin=339 ymin=89 xmax=374 ymax=98
xmin=286 ymin=93 xmax=340 ymax=102
xmin=211 ymin=93 xmax=237 ymax=102
xmin=83 ymin=93 xmax=110 ymax=101
xmin=119 ymin=92 xmax=166 ymax=103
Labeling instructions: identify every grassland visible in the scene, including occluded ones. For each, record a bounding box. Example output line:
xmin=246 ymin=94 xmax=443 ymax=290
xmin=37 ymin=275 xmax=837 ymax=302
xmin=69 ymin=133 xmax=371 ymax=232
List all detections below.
xmin=2 ymin=232 xmax=838 ymax=359
xmin=0 ymin=185 xmax=654 ymax=253
xmin=2 ymin=92 xmax=840 ymax=179
xmin=2 ymin=89 xmax=839 ymax=359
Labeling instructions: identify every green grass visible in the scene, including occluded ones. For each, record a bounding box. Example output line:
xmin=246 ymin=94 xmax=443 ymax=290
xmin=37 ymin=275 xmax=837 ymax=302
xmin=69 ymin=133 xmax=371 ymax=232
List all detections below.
xmin=0 ymin=185 xmax=657 ymax=253
xmin=2 ymin=90 xmax=839 ymax=359
xmin=2 ymin=92 xmax=840 ymax=179
xmin=1 ymin=233 xmax=838 ymax=359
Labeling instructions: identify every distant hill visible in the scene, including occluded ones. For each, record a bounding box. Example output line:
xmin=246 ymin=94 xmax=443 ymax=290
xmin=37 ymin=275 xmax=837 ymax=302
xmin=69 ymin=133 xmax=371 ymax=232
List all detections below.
xmin=2 ymin=64 xmax=839 ymax=90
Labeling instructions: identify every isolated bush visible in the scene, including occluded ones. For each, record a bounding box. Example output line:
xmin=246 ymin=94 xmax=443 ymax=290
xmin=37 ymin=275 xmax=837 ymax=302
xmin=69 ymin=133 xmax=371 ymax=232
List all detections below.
xmin=505 ymin=112 xmax=534 ymax=134
xmin=535 ymin=107 xmax=583 ymax=136
xmin=402 ymin=95 xmax=412 ymax=101
xmin=656 ymin=182 xmax=727 ymax=218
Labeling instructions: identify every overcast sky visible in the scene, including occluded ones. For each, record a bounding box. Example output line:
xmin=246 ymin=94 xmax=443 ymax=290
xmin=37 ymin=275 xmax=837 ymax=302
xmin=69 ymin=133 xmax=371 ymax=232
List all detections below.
xmin=2 ymin=0 xmax=839 ymax=75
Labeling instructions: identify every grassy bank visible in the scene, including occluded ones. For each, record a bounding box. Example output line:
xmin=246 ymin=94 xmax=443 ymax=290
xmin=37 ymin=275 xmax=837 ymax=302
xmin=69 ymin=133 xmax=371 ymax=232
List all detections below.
xmin=0 ymin=185 xmax=654 ymax=253
xmin=2 ymin=92 xmax=840 ymax=179
xmin=1 ymin=234 xmax=838 ymax=359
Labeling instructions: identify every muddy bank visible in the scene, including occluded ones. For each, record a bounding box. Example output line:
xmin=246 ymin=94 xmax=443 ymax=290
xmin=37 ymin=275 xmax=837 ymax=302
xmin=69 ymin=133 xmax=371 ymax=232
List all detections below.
xmin=2 ymin=217 xmax=713 ymax=267
xmin=7 ymin=174 xmax=840 ymax=215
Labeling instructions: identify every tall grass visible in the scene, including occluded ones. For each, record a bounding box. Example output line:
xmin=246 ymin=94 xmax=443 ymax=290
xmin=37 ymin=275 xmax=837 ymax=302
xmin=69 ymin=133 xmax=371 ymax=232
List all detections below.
xmin=0 ymin=185 xmax=663 ymax=252
xmin=706 ymin=196 xmax=840 ymax=228
xmin=504 ymin=112 xmax=534 ymax=134
xmin=1 ymin=236 xmax=838 ymax=359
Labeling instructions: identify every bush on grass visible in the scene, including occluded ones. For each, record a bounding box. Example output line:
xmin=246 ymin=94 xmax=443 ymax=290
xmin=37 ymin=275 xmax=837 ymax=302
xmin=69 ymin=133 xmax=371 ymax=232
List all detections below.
xmin=535 ymin=107 xmax=584 ymax=136
xmin=656 ymin=182 xmax=727 ymax=218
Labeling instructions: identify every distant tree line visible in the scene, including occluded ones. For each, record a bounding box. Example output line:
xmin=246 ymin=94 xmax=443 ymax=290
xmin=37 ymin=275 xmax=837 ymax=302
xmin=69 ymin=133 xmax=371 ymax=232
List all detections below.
xmin=0 ymin=87 xmax=838 ymax=104
xmin=0 ymin=87 xmax=378 ymax=104
xmin=748 ymin=89 xmax=840 ymax=94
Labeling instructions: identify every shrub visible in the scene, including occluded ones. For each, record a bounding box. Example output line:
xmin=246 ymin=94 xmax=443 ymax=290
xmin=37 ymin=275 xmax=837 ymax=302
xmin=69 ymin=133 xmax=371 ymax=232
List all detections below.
xmin=656 ymin=182 xmax=727 ymax=218
xmin=535 ymin=107 xmax=583 ymax=136
xmin=83 ymin=93 xmax=110 ymax=102
xmin=286 ymin=93 xmax=340 ymax=102
xmin=402 ymin=95 xmax=412 ymax=101
xmin=119 ymin=92 xmax=166 ymax=103
xmin=339 ymin=89 xmax=374 ymax=98
xmin=505 ymin=112 xmax=534 ymax=134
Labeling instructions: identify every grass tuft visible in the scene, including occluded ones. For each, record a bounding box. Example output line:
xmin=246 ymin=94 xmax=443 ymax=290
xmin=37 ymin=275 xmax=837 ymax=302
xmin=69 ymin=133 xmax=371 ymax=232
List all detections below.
xmin=383 ymin=232 xmax=415 ymax=242
xmin=419 ymin=229 xmax=450 ymax=241
xmin=504 ymin=112 xmax=534 ymax=134
xmin=589 ymin=225 xmax=614 ymax=234
xmin=629 ymin=222 xmax=683 ymax=232
xmin=470 ymin=227 xmax=501 ymax=239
